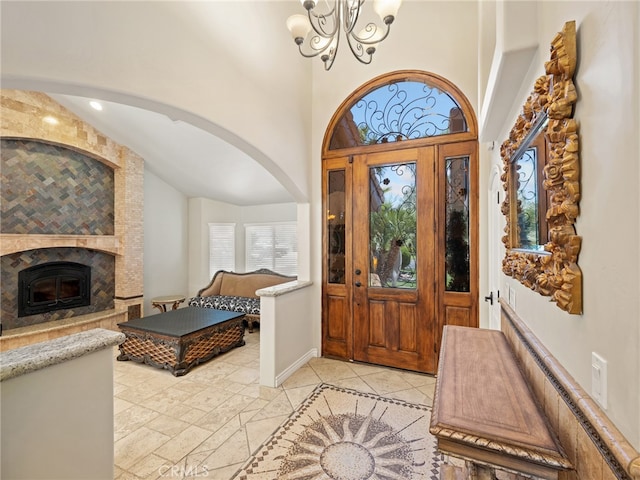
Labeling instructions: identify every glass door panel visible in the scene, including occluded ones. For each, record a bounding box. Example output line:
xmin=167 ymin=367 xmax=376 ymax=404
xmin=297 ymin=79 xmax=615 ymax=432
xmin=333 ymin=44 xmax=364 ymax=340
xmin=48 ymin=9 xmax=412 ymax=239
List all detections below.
xmin=368 ymin=163 xmax=417 ymax=289
xmin=327 ymin=170 xmax=346 ymax=284
xmin=445 ymin=156 xmax=470 ymax=292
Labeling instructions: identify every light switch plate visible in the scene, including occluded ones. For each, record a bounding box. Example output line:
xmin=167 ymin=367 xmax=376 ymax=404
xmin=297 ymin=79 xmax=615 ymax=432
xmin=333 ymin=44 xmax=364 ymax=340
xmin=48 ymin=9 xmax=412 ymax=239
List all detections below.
xmin=591 ymin=352 xmax=608 ymax=409
xmin=508 ymin=285 xmax=516 ymax=308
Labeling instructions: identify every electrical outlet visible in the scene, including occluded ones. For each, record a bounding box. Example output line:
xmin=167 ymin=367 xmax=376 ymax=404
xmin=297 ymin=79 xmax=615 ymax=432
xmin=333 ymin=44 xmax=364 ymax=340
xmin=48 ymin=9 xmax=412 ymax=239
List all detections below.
xmin=591 ymin=352 xmax=608 ymax=409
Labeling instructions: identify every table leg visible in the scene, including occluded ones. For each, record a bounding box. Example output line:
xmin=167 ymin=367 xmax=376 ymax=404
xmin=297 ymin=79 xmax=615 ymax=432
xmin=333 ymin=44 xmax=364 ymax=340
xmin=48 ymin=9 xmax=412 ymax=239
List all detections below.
xmin=467 ymin=462 xmax=496 ymax=480
xmin=153 ymin=303 xmax=167 ymax=313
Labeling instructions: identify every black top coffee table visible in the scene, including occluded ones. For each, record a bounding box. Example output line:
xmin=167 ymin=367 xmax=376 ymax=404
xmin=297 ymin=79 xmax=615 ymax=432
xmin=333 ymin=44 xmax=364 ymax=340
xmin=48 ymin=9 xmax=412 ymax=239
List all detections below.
xmin=117 ymin=307 xmax=245 ymax=376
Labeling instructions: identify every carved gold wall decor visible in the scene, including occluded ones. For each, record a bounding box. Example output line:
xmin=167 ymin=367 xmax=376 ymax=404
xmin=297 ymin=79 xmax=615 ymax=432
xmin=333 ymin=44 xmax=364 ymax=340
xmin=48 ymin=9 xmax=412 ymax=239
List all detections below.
xmin=500 ymin=21 xmax=582 ymax=314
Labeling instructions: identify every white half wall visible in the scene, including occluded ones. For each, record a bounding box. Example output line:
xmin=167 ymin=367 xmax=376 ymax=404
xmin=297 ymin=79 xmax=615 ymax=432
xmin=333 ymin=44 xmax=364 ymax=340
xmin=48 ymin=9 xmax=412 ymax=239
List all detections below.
xmin=258 ymin=282 xmax=316 ymax=388
xmin=1 ymin=348 xmax=116 ymax=479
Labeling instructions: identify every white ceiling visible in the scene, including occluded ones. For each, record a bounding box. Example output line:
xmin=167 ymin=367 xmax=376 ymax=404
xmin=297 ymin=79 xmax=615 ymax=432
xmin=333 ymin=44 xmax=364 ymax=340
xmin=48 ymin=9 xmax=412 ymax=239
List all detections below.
xmin=49 ymin=94 xmax=295 ymax=207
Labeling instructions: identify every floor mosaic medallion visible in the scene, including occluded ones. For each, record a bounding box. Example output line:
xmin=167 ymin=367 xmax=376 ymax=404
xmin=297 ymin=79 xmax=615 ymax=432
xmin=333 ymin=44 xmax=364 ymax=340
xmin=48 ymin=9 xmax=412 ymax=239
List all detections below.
xmin=233 ymin=383 xmax=443 ymax=480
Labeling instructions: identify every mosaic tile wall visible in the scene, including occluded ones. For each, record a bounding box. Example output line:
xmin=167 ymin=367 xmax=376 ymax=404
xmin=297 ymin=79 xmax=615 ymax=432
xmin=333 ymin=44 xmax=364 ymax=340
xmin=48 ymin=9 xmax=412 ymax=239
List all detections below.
xmin=1 ymin=139 xmax=114 ymax=235
xmin=1 ymin=248 xmax=115 ymax=330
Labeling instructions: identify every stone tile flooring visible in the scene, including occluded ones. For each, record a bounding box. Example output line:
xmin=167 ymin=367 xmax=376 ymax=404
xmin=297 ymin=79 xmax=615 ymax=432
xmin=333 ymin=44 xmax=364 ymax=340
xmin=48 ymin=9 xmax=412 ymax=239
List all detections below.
xmin=113 ymin=330 xmax=437 ymax=480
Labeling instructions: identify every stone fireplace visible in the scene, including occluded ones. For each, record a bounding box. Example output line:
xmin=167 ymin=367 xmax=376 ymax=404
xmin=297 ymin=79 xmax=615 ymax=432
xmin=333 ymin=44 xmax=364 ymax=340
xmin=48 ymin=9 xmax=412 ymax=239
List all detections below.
xmin=3 ymin=248 xmax=113 ymax=328
xmin=18 ymin=259 xmax=92 ymax=317
xmin=0 ymin=90 xmax=144 ymax=349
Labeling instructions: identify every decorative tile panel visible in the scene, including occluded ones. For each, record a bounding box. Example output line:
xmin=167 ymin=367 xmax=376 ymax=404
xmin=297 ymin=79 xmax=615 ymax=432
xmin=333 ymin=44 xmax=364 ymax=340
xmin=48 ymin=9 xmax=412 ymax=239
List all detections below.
xmin=1 ymin=139 xmax=114 ymax=235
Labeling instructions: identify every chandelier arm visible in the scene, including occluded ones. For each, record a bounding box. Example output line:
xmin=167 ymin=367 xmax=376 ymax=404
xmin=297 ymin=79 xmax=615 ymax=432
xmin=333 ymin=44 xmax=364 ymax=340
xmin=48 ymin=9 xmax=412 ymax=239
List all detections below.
xmin=297 ymin=33 xmax=337 ymax=58
xmin=322 ymin=29 xmax=339 ymax=70
xmin=343 ymin=0 xmax=365 ymax=35
xmin=345 ymin=31 xmax=373 ymax=65
xmin=307 ymin=2 xmax=339 ymax=39
xmin=350 ymin=21 xmax=393 ymax=45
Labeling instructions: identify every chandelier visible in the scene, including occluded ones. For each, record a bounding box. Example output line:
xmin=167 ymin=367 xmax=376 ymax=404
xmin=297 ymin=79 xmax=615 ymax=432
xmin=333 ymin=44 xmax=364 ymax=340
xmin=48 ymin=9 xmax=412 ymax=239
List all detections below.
xmin=286 ymin=0 xmax=402 ymax=71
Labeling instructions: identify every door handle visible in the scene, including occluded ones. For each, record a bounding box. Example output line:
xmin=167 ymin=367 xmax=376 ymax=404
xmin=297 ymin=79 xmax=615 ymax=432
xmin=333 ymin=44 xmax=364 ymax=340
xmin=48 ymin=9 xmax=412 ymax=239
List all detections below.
xmin=484 ymin=292 xmax=494 ymax=305
xmin=355 ymin=281 xmax=362 ymax=287
xmin=355 ymin=269 xmax=361 ymax=275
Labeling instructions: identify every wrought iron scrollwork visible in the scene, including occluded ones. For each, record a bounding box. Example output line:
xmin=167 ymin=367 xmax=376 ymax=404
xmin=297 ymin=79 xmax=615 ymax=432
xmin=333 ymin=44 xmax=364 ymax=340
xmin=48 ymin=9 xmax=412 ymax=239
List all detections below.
xmin=354 ymin=82 xmax=466 ymax=145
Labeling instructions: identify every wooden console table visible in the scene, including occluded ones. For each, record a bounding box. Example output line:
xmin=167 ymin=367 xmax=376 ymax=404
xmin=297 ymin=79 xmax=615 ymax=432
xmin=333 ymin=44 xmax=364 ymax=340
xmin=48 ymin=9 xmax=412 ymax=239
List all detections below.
xmin=430 ymin=326 xmax=572 ymax=480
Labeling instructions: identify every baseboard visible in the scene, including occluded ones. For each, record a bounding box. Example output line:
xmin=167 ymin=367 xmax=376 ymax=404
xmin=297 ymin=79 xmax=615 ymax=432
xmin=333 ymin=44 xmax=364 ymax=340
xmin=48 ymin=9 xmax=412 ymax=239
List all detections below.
xmin=275 ymin=348 xmax=318 ymax=387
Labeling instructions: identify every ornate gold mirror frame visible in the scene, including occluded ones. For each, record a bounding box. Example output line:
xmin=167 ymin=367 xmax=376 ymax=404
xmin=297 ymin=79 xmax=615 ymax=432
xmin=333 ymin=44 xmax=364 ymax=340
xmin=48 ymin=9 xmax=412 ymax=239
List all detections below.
xmin=500 ymin=21 xmax=582 ymax=314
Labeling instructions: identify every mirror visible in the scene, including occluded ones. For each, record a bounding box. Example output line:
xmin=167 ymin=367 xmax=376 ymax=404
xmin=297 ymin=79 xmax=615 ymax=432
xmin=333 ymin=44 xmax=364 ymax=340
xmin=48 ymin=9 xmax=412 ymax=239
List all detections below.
xmin=500 ymin=21 xmax=582 ymax=314
xmin=508 ymin=114 xmax=549 ymax=251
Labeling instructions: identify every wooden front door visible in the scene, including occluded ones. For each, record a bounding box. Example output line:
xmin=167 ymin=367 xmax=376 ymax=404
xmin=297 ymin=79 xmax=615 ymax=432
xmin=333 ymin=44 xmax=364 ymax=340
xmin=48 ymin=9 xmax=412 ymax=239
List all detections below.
xmin=322 ymin=71 xmax=479 ymax=374
xmin=322 ymin=141 xmax=478 ymax=374
xmin=352 ymin=147 xmax=435 ymax=372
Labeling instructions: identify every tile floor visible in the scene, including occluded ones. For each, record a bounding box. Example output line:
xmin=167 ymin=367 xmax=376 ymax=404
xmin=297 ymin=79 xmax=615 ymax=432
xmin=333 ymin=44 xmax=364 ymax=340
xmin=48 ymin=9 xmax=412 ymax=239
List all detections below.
xmin=113 ymin=330 xmax=437 ymax=480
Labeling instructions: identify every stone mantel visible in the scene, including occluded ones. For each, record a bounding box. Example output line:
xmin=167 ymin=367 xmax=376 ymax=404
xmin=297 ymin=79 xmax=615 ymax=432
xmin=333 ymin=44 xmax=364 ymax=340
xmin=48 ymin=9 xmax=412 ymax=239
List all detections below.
xmin=0 ymin=233 xmax=122 ymax=257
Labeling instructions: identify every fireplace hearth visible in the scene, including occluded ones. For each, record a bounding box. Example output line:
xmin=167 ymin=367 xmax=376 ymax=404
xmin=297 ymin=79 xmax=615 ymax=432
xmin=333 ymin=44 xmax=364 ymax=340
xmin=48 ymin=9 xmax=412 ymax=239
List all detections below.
xmin=18 ymin=262 xmax=91 ymax=317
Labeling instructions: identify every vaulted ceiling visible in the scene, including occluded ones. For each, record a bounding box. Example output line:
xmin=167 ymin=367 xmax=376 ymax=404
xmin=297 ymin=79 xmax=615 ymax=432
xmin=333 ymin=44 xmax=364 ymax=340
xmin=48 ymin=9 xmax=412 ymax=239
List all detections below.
xmin=1 ymin=1 xmax=304 ymax=206
xmin=50 ymin=94 xmax=295 ymax=206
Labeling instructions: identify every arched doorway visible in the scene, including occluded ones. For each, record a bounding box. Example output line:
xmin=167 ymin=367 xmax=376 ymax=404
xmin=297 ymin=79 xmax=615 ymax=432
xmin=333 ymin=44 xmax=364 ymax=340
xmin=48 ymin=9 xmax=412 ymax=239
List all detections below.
xmin=321 ymin=71 xmax=479 ymax=374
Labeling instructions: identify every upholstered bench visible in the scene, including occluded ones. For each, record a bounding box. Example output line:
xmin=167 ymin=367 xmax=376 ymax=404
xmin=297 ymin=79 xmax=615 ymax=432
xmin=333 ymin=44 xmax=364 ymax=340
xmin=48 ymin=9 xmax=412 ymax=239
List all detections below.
xmin=189 ymin=269 xmax=295 ymax=332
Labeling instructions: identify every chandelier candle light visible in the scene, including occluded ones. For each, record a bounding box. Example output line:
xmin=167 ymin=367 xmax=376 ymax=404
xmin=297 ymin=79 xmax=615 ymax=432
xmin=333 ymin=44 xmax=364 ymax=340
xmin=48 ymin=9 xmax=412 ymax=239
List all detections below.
xmin=286 ymin=0 xmax=402 ymax=70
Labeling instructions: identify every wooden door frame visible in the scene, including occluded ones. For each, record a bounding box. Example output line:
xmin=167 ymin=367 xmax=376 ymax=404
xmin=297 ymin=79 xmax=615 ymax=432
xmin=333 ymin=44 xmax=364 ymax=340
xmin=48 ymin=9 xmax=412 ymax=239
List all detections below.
xmin=321 ymin=70 xmax=479 ymax=371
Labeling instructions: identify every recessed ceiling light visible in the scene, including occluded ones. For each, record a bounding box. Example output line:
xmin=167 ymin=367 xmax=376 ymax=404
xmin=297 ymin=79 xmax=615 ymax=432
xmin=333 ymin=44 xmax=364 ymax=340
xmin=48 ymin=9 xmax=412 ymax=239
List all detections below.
xmin=89 ymin=101 xmax=103 ymax=111
xmin=43 ymin=116 xmax=59 ymax=125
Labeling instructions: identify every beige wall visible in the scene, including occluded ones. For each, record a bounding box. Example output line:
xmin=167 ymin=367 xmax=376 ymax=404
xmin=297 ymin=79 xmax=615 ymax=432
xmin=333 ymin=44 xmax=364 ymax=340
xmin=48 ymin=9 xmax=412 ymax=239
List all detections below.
xmin=144 ymin=169 xmax=189 ymax=315
xmin=501 ymin=303 xmax=640 ymax=480
xmin=486 ymin=1 xmax=640 ymax=449
xmin=0 ymin=1 xmax=311 ymax=203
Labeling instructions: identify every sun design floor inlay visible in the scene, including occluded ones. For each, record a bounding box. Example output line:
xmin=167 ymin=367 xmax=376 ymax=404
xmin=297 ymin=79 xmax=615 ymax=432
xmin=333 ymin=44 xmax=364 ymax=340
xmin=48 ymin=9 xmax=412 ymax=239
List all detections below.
xmin=234 ymin=384 xmax=443 ymax=480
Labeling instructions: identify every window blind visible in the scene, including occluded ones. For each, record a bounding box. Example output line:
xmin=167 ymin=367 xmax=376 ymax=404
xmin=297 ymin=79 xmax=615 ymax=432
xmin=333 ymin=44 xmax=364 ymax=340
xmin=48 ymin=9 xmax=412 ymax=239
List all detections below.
xmin=245 ymin=222 xmax=297 ymax=276
xmin=208 ymin=223 xmax=235 ymax=277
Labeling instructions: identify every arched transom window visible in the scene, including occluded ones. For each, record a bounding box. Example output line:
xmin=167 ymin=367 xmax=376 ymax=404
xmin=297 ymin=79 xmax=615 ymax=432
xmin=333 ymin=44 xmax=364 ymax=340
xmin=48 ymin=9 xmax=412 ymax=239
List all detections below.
xmin=327 ymin=72 xmax=473 ymax=151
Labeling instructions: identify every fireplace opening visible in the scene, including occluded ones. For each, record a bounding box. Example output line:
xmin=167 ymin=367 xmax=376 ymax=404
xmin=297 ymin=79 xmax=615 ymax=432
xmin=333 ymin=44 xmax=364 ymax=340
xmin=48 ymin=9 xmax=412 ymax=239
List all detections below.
xmin=18 ymin=262 xmax=91 ymax=317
